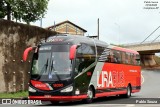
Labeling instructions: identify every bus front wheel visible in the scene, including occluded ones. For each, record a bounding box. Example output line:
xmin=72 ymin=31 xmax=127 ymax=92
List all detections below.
xmin=84 ymin=87 xmax=94 ymax=103
xmin=50 ymin=101 xmax=59 ymax=105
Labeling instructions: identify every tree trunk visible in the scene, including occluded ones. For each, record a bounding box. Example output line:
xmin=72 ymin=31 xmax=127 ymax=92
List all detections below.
xmin=6 ymin=2 xmax=11 ymax=20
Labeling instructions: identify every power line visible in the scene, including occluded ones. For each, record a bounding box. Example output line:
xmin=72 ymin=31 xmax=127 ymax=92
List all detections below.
xmin=151 ymin=34 xmax=160 ymax=43
xmin=141 ymin=26 xmax=160 ymax=44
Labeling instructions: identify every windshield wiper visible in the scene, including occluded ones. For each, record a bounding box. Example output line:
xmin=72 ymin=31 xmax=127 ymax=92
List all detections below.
xmin=41 ymin=59 xmax=48 ymax=74
xmin=35 ymin=59 xmax=48 ymax=80
xmin=50 ymin=59 xmax=61 ymax=81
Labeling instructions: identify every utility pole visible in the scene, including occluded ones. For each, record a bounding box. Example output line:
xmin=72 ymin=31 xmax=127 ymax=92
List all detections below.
xmin=54 ymin=21 xmax=56 ymax=31
xmin=97 ymin=18 xmax=99 ymax=40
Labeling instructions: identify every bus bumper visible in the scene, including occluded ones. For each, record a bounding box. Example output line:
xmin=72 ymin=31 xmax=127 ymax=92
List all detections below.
xmin=29 ymin=95 xmax=87 ymax=101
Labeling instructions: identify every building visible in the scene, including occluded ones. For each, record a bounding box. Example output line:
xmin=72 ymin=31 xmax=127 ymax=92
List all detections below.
xmin=46 ymin=20 xmax=87 ymax=36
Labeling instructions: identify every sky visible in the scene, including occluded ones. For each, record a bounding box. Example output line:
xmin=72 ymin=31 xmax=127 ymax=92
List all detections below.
xmin=31 ymin=0 xmax=160 ymax=45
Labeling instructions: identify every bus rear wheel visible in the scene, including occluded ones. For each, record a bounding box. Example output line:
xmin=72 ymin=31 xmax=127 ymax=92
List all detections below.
xmin=126 ymin=85 xmax=131 ymax=98
xmin=120 ymin=85 xmax=131 ymax=98
xmin=84 ymin=87 xmax=94 ymax=103
xmin=120 ymin=85 xmax=132 ymax=98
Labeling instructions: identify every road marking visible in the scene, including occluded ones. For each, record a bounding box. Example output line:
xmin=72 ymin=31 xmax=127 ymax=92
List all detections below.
xmin=76 ymin=104 xmax=136 ymax=107
xmin=126 ymin=104 xmax=135 ymax=107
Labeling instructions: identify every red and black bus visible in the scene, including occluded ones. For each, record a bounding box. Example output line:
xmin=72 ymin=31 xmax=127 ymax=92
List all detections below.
xmin=23 ymin=34 xmax=141 ymax=104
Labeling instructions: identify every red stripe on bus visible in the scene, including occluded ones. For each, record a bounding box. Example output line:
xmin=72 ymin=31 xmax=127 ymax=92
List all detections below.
xmin=95 ymin=91 xmax=127 ymax=98
xmin=29 ymin=95 xmax=87 ymax=101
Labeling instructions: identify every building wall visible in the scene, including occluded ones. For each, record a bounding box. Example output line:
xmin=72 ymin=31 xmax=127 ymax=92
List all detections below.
xmin=0 ymin=19 xmax=56 ymax=93
xmin=51 ymin=22 xmax=84 ymax=35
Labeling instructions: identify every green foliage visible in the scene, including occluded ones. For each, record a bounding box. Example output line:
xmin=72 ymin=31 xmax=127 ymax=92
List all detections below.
xmin=0 ymin=91 xmax=28 ymax=98
xmin=0 ymin=1 xmax=6 ymax=18
xmin=0 ymin=0 xmax=49 ymax=24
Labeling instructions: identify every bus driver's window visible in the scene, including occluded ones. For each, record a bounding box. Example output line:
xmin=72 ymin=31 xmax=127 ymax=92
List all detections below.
xmin=74 ymin=44 xmax=95 ymax=76
xmin=75 ymin=45 xmax=84 ymax=76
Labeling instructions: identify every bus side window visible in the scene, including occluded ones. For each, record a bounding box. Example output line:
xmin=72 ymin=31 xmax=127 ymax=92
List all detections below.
xmin=136 ymin=54 xmax=141 ymax=65
xmin=113 ymin=50 xmax=122 ymax=63
xmin=130 ymin=53 xmax=134 ymax=65
xmin=98 ymin=47 xmax=112 ymax=62
xmin=75 ymin=43 xmax=95 ymax=76
xmin=97 ymin=46 xmax=105 ymax=60
xmin=106 ymin=51 xmax=112 ymax=63
xmin=122 ymin=52 xmax=125 ymax=64
xmin=128 ymin=53 xmax=131 ymax=64
xmin=116 ymin=51 xmax=122 ymax=63
xmin=125 ymin=52 xmax=131 ymax=64
xmin=109 ymin=50 xmax=114 ymax=63
xmin=133 ymin=54 xmax=137 ymax=65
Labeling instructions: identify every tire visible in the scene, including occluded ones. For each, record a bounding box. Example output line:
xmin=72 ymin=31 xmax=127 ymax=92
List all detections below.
xmin=50 ymin=101 xmax=59 ymax=105
xmin=126 ymin=85 xmax=131 ymax=98
xmin=120 ymin=85 xmax=131 ymax=98
xmin=84 ymin=87 xmax=94 ymax=103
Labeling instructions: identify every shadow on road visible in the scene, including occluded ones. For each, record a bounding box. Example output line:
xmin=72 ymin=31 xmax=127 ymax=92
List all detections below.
xmin=37 ymin=96 xmax=137 ymax=106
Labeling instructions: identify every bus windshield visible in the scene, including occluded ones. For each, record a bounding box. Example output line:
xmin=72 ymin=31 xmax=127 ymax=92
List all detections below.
xmin=31 ymin=45 xmax=72 ymax=81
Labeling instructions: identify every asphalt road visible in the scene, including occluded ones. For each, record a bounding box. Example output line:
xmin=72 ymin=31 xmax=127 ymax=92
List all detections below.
xmin=1 ymin=69 xmax=160 ymax=107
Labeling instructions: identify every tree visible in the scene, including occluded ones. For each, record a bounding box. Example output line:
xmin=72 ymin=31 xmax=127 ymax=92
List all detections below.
xmin=0 ymin=0 xmax=49 ymax=24
xmin=0 ymin=0 xmax=7 ymax=18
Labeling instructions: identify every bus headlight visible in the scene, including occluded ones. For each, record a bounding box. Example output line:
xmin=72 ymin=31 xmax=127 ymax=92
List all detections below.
xmin=60 ymin=86 xmax=73 ymax=93
xmin=29 ymin=86 xmax=36 ymax=92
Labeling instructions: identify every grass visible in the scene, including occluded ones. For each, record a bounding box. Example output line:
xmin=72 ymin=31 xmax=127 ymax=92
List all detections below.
xmin=0 ymin=91 xmax=28 ymax=98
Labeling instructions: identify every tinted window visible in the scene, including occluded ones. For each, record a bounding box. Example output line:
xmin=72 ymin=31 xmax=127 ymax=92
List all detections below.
xmin=125 ymin=52 xmax=131 ymax=64
xmin=31 ymin=45 xmax=72 ymax=81
xmin=113 ymin=50 xmax=122 ymax=63
xmin=121 ymin=52 xmax=126 ymax=64
xmin=136 ymin=54 xmax=141 ymax=65
xmin=130 ymin=53 xmax=134 ymax=65
xmin=97 ymin=46 xmax=105 ymax=58
xmin=98 ymin=48 xmax=110 ymax=62
xmin=75 ymin=44 xmax=95 ymax=76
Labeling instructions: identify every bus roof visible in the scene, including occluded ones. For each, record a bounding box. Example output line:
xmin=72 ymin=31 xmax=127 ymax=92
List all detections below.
xmin=112 ymin=46 xmax=139 ymax=54
xmin=44 ymin=34 xmax=108 ymax=47
xmin=42 ymin=34 xmax=138 ymax=55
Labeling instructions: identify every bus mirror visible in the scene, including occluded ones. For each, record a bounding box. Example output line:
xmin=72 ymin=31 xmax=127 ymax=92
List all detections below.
xmin=23 ymin=47 xmax=36 ymax=61
xmin=70 ymin=45 xmax=77 ymax=60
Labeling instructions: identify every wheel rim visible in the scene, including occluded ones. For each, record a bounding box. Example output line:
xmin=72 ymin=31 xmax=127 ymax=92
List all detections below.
xmin=127 ymin=86 xmax=131 ymax=96
xmin=87 ymin=89 xmax=93 ymax=99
